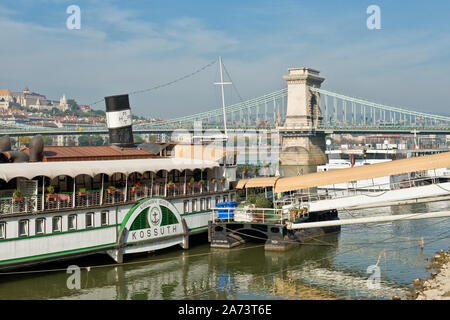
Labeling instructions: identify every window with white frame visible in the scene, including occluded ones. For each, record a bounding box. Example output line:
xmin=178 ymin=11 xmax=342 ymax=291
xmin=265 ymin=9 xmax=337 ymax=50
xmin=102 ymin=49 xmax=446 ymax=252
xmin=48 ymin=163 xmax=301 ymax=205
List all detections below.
xmin=192 ymin=199 xmax=197 ymax=212
xmin=0 ymin=222 xmax=6 ymax=239
xmin=200 ymin=198 xmax=205 ymax=211
xmin=86 ymin=212 xmax=94 ymax=228
xmin=101 ymin=211 xmax=109 ymax=226
xmin=183 ymin=200 xmax=189 ymax=213
xmin=52 ymin=216 xmax=62 ymax=233
xmin=68 ymin=214 xmax=77 ymax=231
xmin=35 ymin=218 xmax=45 ymax=235
xmin=207 ymin=197 xmax=211 ymax=209
xmin=19 ymin=219 xmax=29 ymax=237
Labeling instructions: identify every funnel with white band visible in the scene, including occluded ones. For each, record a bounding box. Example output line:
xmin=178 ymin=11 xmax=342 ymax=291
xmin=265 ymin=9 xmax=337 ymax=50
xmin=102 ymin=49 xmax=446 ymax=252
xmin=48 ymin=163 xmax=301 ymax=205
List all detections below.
xmin=104 ymin=94 xmax=135 ymax=148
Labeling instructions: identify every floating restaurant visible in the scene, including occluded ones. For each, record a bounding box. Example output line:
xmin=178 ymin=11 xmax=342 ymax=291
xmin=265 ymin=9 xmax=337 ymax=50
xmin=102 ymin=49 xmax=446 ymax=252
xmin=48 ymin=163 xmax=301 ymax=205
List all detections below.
xmin=0 ymin=94 xmax=235 ymax=270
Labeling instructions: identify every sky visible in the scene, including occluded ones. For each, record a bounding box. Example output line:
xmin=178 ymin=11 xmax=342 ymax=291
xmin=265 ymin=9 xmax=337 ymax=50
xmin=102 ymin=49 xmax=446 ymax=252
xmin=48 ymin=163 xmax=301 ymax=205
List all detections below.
xmin=0 ymin=0 xmax=449 ymax=118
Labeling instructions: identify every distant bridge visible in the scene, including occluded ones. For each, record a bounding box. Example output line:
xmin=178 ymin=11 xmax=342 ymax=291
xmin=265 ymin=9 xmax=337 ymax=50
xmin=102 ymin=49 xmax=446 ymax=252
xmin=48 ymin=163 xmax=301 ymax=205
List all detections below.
xmin=2 ymin=86 xmax=450 ymax=136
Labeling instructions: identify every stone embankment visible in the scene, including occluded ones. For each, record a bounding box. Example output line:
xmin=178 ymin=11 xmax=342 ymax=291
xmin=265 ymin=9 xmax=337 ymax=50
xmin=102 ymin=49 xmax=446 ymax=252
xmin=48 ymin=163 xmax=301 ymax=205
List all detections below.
xmin=411 ymin=250 xmax=450 ymax=300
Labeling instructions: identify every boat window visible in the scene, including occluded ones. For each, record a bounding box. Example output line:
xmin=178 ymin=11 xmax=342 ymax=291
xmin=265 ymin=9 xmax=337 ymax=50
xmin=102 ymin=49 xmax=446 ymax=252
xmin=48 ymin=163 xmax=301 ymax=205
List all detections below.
xmin=215 ymin=196 xmax=220 ymax=206
xmin=101 ymin=211 xmax=109 ymax=226
xmin=200 ymin=198 xmax=205 ymax=211
xmin=86 ymin=212 xmax=94 ymax=228
xmin=19 ymin=219 xmax=29 ymax=237
xmin=52 ymin=216 xmax=62 ymax=233
xmin=68 ymin=214 xmax=77 ymax=231
xmin=230 ymin=194 xmax=235 ymax=202
xmin=0 ymin=222 xmax=6 ymax=239
xmin=223 ymin=195 xmax=228 ymax=202
xmin=206 ymin=197 xmax=211 ymax=209
xmin=192 ymin=199 xmax=197 ymax=212
xmin=35 ymin=218 xmax=45 ymax=235
xmin=183 ymin=200 xmax=189 ymax=213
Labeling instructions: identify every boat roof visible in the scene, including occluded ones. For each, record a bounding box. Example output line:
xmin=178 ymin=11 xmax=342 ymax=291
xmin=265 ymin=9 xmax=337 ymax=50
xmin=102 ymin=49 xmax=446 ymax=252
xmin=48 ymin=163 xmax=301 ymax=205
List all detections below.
xmin=0 ymin=158 xmax=219 ymax=182
xmin=238 ymin=151 xmax=450 ymax=193
xmin=236 ymin=177 xmax=280 ymax=189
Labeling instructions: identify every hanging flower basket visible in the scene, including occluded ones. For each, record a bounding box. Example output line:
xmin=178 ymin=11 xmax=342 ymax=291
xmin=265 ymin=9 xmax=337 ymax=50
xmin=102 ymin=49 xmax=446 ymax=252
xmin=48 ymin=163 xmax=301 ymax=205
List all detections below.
xmin=220 ymin=177 xmax=226 ymax=183
xmin=211 ymin=178 xmax=217 ymax=184
xmin=167 ymin=181 xmax=174 ymax=189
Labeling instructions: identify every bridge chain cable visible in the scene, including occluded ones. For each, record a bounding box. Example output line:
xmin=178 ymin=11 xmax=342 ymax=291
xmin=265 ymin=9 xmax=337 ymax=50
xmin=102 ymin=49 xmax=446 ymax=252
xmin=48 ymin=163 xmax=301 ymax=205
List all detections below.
xmin=88 ymin=59 xmax=218 ymax=107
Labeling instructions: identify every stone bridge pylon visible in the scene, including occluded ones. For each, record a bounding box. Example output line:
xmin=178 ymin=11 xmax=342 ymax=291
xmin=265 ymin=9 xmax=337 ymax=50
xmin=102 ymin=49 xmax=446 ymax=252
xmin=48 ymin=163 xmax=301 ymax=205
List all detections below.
xmin=279 ymin=68 xmax=327 ymax=177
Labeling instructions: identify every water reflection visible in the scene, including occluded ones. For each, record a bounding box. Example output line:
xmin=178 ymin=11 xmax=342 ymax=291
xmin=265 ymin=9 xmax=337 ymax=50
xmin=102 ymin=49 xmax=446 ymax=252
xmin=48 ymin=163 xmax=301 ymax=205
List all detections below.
xmin=0 ymin=200 xmax=448 ymax=300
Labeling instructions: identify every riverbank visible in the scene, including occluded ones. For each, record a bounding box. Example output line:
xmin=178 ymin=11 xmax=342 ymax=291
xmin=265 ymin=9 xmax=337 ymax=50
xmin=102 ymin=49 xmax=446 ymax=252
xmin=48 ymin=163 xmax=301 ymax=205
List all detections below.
xmin=413 ymin=250 xmax=450 ymax=300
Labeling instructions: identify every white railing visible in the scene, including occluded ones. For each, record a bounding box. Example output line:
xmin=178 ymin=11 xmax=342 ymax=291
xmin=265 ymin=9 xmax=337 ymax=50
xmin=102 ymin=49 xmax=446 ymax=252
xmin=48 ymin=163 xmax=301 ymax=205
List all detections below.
xmin=210 ymin=207 xmax=303 ymax=225
xmin=276 ymin=175 xmax=444 ymax=209
xmin=0 ymin=182 xmax=228 ymax=215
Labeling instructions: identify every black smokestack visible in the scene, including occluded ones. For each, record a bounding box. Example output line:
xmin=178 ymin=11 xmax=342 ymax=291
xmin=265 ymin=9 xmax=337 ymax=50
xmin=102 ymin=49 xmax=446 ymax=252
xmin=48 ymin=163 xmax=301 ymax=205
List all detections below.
xmin=104 ymin=94 xmax=135 ymax=148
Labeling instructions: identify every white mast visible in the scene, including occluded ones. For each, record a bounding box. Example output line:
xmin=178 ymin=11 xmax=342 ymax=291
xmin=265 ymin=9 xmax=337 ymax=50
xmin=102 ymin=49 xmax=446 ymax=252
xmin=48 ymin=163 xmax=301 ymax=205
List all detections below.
xmin=214 ymin=56 xmax=232 ymax=138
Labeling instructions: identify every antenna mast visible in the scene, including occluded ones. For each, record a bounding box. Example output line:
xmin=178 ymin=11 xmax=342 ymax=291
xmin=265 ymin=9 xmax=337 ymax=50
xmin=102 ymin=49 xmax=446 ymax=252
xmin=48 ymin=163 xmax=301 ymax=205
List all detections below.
xmin=214 ymin=56 xmax=232 ymax=138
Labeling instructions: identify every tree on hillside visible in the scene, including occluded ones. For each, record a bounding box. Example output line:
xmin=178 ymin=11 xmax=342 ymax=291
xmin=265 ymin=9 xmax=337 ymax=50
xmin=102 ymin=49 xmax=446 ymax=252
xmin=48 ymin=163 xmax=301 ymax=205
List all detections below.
xmin=67 ymin=99 xmax=79 ymax=111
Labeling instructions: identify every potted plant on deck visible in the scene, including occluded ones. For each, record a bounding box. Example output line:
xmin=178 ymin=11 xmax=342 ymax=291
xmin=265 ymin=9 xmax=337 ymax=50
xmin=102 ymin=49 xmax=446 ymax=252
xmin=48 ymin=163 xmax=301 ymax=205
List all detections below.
xmin=167 ymin=181 xmax=174 ymax=189
xmin=220 ymin=176 xmax=226 ymax=183
xmin=12 ymin=188 xmax=23 ymax=202
xmin=188 ymin=177 xmax=195 ymax=187
xmin=211 ymin=177 xmax=217 ymax=184
xmin=132 ymin=182 xmax=142 ymax=192
xmin=78 ymin=187 xmax=87 ymax=196
xmin=47 ymin=186 xmax=57 ymax=201
xmin=107 ymin=185 xmax=117 ymax=194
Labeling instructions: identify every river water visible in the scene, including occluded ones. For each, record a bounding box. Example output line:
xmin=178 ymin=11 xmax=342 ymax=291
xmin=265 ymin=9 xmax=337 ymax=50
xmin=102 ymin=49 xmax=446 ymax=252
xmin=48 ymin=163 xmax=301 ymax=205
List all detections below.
xmin=0 ymin=200 xmax=449 ymax=300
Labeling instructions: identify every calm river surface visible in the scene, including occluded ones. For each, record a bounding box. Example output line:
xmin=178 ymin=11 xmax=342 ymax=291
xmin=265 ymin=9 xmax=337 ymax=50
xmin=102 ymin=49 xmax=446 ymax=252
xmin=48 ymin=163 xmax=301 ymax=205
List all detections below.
xmin=0 ymin=201 xmax=449 ymax=300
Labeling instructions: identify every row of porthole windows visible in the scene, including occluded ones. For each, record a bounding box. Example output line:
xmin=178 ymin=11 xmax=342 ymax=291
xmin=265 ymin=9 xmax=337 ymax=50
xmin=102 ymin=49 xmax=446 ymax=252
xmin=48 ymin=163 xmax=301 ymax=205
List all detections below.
xmin=183 ymin=194 xmax=233 ymax=214
xmin=0 ymin=211 xmax=109 ymax=239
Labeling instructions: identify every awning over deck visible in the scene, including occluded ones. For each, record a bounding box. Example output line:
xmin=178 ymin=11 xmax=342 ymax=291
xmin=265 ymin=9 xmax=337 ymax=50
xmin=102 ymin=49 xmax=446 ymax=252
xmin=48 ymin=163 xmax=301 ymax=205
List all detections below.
xmin=0 ymin=158 xmax=220 ymax=182
xmin=236 ymin=179 xmax=249 ymax=189
xmin=244 ymin=177 xmax=280 ymax=188
xmin=236 ymin=152 xmax=450 ymax=193
xmin=274 ymin=151 xmax=450 ymax=193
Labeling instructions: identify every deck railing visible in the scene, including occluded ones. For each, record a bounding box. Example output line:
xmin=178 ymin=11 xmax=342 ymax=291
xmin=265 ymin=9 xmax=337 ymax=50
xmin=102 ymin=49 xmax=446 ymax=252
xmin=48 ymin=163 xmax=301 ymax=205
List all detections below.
xmin=0 ymin=182 xmax=228 ymax=215
xmin=211 ymin=207 xmax=296 ymax=225
xmin=276 ymin=175 xmax=443 ymax=208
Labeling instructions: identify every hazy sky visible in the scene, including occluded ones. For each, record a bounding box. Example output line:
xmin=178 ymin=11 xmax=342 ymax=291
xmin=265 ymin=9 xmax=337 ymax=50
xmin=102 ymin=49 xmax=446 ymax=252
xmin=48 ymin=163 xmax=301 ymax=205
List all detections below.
xmin=1 ymin=0 xmax=449 ymax=117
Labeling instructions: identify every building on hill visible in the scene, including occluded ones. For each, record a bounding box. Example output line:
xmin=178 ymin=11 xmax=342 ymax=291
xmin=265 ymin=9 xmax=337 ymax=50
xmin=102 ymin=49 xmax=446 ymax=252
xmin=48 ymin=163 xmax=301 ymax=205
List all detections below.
xmin=0 ymin=89 xmax=13 ymax=110
xmin=11 ymin=87 xmax=69 ymax=111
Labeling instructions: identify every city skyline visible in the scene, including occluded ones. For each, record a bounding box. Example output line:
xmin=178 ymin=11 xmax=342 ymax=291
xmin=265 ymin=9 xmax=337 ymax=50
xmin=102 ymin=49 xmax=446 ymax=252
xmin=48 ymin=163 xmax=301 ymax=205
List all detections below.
xmin=0 ymin=1 xmax=449 ymax=117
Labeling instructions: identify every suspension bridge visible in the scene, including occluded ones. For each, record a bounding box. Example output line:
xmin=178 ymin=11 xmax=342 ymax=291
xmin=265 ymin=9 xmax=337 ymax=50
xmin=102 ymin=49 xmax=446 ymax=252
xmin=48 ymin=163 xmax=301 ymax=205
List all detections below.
xmin=1 ymin=61 xmax=450 ymax=136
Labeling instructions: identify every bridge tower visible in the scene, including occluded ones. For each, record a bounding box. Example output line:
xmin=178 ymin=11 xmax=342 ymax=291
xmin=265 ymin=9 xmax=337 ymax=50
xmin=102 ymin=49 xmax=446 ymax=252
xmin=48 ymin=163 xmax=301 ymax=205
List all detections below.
xmin=279 ymin=68 xmax=327 ymax=177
